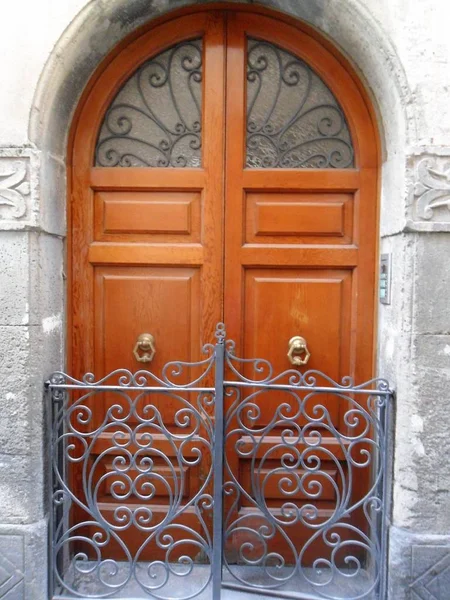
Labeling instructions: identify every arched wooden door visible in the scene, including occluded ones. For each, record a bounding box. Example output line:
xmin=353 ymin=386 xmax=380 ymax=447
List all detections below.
xmin=69 ymin=7 xmax=379 ymax=562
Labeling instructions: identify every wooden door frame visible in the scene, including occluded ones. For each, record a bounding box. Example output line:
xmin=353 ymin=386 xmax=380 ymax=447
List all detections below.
xmin=62 ymin=0 xmax=383 ymax=578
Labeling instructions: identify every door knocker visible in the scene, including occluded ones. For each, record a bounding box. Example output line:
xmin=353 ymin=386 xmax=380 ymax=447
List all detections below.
xmin=133 ymin=333 xmax=156 ymax=363
xmin=287 ymin=336 xmax=310 ymax=367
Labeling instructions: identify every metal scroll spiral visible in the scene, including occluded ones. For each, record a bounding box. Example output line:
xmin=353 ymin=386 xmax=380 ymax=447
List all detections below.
xmin=96 ymin=40 xmax=202 ymax=168
xmin=223 ymin=384 xmax=388 ymax=599
xmin=246 ymin=39 xmax=354 ymax=169
xmin=49 ymin=338 xmax=216 ymax=391
xmin=50 ymin=378 xmax=214 ymax=599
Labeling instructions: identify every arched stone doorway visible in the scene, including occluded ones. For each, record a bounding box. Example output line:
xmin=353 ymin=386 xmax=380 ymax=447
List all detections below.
xmin=48 ymin=5 xmax=389 ymax=599
xmin=27 ymin=2 xmax=418 ymax=600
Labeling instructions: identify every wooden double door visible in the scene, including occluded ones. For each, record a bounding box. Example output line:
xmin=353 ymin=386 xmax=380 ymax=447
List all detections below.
xmin=69 ymin=7 xmax=379 ymax=562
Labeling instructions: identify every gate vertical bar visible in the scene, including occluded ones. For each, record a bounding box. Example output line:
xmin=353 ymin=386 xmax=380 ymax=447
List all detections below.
xmin=379 ymin=391 xmax=394 ymax=600
xmin=45 ymin=381 xmax=54 ymax=600
xmin=212 ymin=338 xmax=225 ymax=600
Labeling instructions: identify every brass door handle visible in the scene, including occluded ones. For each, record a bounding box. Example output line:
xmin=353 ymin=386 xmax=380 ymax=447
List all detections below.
xmin=133 ymin=333 xmax=156 ymax=363
xmin=287 ymin=336 xmax=310 ymax=366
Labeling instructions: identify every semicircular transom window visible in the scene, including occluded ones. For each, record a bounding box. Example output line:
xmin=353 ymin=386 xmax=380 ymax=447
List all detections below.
xmin=246 ymin=38 xmax=354 ymax=169
xmin=95 ymin=39 xmax=203 ymax=168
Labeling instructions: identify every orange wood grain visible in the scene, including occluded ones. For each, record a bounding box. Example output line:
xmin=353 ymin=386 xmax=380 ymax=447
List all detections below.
xmin=223 ymin=11 xmax=379 ymax=563
xmin=250 ymin=196 xmax=346 ymax=236
xmin=68 ymin=6 xmax=380 ymax=565
xmin=90 ymin=167 xmax=205 ymax=189
xmin=69 ymin=12 xmax=226 ymax=557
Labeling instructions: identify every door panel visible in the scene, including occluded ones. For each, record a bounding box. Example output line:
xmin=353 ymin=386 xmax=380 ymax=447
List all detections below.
xmin=70 ymin=12 xmax=226 ymax=560
xmin=94 ymin=190 xmax=201 ymax=240
xmin=245 ymin=192 xmax=354 ymax=244
xmin=243 ymin=268 xmax=352 ymax=383
xmin=223 ymin=11 xmax=377 ymax=562
xmin=94 ymin=266 xmax=201 ymax=375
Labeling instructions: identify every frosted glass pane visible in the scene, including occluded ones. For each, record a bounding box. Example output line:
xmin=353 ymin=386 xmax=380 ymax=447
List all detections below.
xmin=96 ymin=39 xmax=203 ymax=168
xmin=246 ymin=39 xmax=354 ymax=169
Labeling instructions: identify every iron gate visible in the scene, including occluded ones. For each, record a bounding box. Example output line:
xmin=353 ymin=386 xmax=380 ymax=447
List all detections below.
xmin=46 ymin=324 xmax=394 ymax=600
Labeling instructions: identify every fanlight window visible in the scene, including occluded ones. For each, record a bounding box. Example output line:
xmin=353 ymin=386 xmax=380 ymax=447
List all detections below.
xmin=246 ymin=38 xmax=354 ymax=168
xmin=95 ymin=39 xmax=203 ymax=168
xmin=94 ymin=36 xmax=353 ymax=170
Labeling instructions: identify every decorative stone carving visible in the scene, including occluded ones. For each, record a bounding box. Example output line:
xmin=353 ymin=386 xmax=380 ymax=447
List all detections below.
xmin=409 ymin=151 xmax=450 ymax=231
xmin=0 ymin=161 xmax=29 ymax=219
xmin=0 ymin=149 xmax=39 ymax=230
xmin=410 ymin=545 xmax=450 ymax=600
xmin=415 ymin=158 xmax=450 ymax=219
xmin=0 ymin=535 xmax=24 ymax=599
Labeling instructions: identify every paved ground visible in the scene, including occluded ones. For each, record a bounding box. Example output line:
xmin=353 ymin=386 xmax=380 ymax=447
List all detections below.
xmin=59 ymin=561 xmax=377 ymax=600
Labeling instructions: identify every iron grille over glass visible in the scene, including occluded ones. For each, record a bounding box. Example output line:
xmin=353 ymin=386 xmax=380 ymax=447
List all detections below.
xmin=95 ymin=39 xmax=203 ymax=168
xmin=246 ymin=38 xmax=354 ymax=169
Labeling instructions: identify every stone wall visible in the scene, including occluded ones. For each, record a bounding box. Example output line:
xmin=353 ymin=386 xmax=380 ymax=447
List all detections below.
xmin=0 ymin=1 xmax=449 ymax=599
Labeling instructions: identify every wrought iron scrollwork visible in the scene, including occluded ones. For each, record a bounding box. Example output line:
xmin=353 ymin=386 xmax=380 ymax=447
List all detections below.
xmin=95 ymin=39 xmax=203 ymax=168
xmin=246 ymin=38 xmax=354 ymax=169
xmin=48 ymin=345 xmax=217 ymax=599
xmin=222 ymin=340 xmax=391 ymax=600
xmin=47 ymin=323 xmax=393 ymax=600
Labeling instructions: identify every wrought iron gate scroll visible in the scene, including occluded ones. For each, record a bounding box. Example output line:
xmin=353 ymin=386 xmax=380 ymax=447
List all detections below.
xmin=46 ymin=324 xmax=393 ymax=600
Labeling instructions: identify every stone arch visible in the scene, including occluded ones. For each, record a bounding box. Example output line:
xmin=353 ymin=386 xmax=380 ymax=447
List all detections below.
xmin=30 ymin=0 xmax=414 ymax=157
xmin=28 ymin=4 xmax=417 ymax=596
xmin=29 ymin=0 xmax=416 ymax=383
xmin=30 ymin=0 xmax=415 ymax=348
xmin=29 ymin=0 xmax=415 ymax=242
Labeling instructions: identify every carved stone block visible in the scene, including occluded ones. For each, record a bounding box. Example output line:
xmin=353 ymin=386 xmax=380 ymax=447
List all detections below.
xmin=0 ymin=535 xmax=24 ymax=599
xmin=408 ymin=149 xmax=450 ymax=231
xmin=0 ymin=148 xmax=39 ymax=230
xmin=410 ymin=545 xmax=450 ymax=600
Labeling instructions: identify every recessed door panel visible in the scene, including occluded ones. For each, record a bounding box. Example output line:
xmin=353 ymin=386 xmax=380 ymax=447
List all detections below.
xmin=94 ymin=190 xmax=201 ymax=242
xmin=244 ymin=268 xmax=351 ymax=380
xmin=94 ymin=266 xmax=201 ymax=375
xmin=245 ymin=191 xmax=353 ymax=244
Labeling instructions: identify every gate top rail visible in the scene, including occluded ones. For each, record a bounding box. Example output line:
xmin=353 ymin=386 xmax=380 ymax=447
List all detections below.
xmin=46 ymin=323 xmax=394 ymax=397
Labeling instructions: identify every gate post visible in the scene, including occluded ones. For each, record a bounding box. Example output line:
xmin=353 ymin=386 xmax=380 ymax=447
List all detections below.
xmin=212 ymin=331 xmax=225 ymax=600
